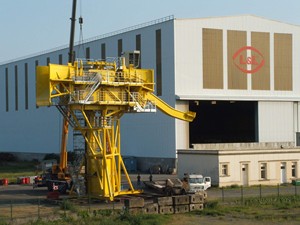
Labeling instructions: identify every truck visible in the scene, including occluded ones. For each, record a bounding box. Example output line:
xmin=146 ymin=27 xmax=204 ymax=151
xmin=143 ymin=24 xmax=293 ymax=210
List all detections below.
xmin=182 ymin=174 xmax=211 ymax=193
xmin=33 ymin=159 xmax=72 ymax=193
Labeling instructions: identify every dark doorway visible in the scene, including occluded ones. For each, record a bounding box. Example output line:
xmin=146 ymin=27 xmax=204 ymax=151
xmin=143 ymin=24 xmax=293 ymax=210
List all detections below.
xmin=189 ymin=100 xmax=258 ymax=144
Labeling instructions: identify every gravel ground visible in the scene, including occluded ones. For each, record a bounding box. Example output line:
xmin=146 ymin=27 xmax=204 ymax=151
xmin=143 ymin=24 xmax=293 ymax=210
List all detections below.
xmin=1 ymin=174 xmax=299 ymax=202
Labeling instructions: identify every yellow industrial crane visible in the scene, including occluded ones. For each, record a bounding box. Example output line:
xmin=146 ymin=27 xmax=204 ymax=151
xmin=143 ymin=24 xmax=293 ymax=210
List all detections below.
xmin=36 ymin=51 xmax=195 ymax=201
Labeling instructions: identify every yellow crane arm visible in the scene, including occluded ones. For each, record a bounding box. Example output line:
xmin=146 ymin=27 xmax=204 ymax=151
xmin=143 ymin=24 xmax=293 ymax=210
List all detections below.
xmin=59 ymin=117 xmax=69 ymax=172
xmin=145 ymin=93 xmax=196 ymax=122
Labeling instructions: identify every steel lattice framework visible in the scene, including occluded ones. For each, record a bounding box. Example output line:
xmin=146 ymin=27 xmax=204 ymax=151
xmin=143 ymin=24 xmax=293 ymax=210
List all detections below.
xmin=36 ymin=52 xmax=195 ymax=200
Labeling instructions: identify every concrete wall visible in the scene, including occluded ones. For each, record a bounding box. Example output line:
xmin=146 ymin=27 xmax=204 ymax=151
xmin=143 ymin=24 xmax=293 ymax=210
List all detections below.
xmin=136 ymin=157 xmax=176 ymax=174
xmin=178 ymin=146 xmax=300 ymax=187
xmin=177 ymin=150 xmax=219 ymax=185
xmin=219 ymin=149 xmax=300 ymax=187
xmin=192 ymin=142 xmax=295 ymax=150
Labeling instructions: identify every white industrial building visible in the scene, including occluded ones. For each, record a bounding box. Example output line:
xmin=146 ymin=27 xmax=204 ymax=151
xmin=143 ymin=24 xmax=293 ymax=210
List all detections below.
xmin=178 ymin=143 xmax=300 ymax=187
xmin=1 ymin=15 xmax=300 ymax=185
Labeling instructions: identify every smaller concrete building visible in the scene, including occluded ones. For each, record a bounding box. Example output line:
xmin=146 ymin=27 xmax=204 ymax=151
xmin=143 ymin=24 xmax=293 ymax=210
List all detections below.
xmin=178 ymin=142 xmax=300 ymax=187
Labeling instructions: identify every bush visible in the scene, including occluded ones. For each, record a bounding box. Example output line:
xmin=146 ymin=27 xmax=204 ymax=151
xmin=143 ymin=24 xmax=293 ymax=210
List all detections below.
xmin=67 ymin=151 xmax=76 ymax=163
xmin=77 ymin=210 xmax=90 ymax=219
xmin=0 ymin=218 xmax=8 ymax=225
xmin=60 ymin=200 xmax=76 ymax=212
xmin=0 ymin=153 xmax=18 ymax=162
xmin=205 ymin=201 xmax=219 ymax=209
xmin=230 ymin=184 xmax=240 ymax=188
xmin=43 ymin=153 xmax=60 ymax=162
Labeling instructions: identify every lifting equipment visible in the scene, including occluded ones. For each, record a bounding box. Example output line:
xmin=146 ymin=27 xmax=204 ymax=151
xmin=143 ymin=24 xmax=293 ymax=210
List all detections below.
xmin=36 ymin=52 xmax=195 ymax=201
xmin=35 ymin=0 xmax=195 ymax=201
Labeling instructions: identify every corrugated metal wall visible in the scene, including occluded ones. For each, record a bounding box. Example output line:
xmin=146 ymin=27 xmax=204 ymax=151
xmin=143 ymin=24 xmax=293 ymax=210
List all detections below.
xmin=227 ymin=30 xmax=247 ymax=90
xmin=175 ymin=15 xmax=300 ymax=100
xmin=258 ymin=101 xmax=294 ymax=142
xmin=274 ymin=33 xmax=293 ymax=91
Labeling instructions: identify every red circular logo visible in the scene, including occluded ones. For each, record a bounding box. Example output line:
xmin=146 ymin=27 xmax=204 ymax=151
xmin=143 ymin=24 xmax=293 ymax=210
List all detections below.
xmin=233 ymin=46 xmax=265 ymax=73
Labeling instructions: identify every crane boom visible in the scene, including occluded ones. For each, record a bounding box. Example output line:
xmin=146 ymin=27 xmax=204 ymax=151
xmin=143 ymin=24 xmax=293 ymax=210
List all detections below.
xmin=145 ymin=93 xmax=196 ymax=122
xmin=59 ymin=0 xmax=77 ymax=177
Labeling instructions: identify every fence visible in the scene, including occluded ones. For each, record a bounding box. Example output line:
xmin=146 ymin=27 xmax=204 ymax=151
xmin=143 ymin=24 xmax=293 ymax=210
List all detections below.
xmin=1 ymin=184 xmax=300 ymax=223
xmin=0 ymin=198 xmax=122 ymax=224
xmin=208 ymin=184 xmax=300 ymax=203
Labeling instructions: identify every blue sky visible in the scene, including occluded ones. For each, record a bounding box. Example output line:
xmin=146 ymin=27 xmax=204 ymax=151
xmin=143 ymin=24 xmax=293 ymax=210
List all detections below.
xmin=0 ymin=0 xmax=299 ymax=64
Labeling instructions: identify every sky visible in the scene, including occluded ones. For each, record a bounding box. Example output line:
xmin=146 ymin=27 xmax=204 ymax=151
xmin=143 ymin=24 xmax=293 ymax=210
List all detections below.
xmin=0 ymin=0 xmax=299 ymax=64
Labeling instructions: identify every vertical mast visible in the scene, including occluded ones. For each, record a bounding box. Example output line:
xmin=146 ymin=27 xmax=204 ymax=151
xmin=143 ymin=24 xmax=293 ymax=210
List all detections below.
xmin=68 ymin=0 xmax=77 ymax=64
xmin=60 ymin=0 xmax=77 ymax=171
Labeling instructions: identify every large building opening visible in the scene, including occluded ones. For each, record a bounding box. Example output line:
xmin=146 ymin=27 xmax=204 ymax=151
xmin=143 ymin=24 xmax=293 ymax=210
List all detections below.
xmin=189 ymin=100 xmax=258 ymax=144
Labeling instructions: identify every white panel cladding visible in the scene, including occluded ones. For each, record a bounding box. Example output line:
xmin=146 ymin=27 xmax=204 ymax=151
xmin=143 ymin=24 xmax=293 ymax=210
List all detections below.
xmin=174 ymin=15 xmax=300 ymax=101
xmin=175 ymin=101 xmax=190 ymax=151
xmin=258 ymin=101 xmax=294 ymax=142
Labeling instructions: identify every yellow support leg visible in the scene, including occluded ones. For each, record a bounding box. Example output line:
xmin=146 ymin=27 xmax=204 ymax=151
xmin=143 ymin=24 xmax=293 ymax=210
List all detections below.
xmin=75 ymin=109 xmax=142 ymax=201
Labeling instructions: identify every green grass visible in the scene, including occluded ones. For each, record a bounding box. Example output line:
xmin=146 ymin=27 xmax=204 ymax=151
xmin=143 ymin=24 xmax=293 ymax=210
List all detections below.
xmin=22 ymin=210 xmax=171 ymax=225
xmin=0 ymin=194 xmax=300 ymax=225
xmin=191 ymin=195 xmax=300 ymax=223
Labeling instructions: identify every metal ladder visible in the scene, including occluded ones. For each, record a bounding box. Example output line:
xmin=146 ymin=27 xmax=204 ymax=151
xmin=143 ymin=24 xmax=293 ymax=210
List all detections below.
xmin=83 ymin=72 xmax=102 ymax=103
xmin=70 ymin=110 xmax=86 ymax=196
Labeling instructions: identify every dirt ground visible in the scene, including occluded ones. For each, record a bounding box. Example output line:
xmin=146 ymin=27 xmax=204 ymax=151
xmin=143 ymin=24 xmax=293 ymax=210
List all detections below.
xmin=0 ymin=184 xmax=48 ymax=201
xmin=0 ymin=174 xmax=178 ymax=201
xmin=2 ymin=177 xmax=300 ymax=225
xmin=169 ymin=214 xmax=300 ymax=225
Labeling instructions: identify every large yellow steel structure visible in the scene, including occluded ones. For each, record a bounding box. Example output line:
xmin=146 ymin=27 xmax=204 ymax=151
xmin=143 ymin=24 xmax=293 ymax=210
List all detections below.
xmin=36 ymin=52 xmax=195 ymax=201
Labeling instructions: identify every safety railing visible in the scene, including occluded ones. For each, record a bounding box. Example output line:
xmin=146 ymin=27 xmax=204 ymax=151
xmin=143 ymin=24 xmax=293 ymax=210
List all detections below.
xmin=70 ymin=90 xmax=129 ymax=104
xmin=130 ymin=92 xmax=156 ymax=112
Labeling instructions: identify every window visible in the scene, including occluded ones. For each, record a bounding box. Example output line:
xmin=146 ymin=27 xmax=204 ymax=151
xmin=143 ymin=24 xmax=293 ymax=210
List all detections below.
xmin=35 ymin=60 xmax=39 ymax=108
xmin=101 ymin=43 xmax=106 ymax=60
xmin=292 ymin=162 xmax=297 ymax=177
xmin=118 ymin=39 xmax=122 ymax=57
xmin=86 ymin=47 xmax=90 ymax=59
xmin=25 ymin=63 xmax=28 ymax=110
xmin=5 ymin=68 xmax=9 ymax=112
xmin=15 ymin=65 xmax=18 ymax=111
xmin=155 ymin=29 xmax=162 ymax=96
xmin=220 ymin=163 xmax=229 ymax=176
xmin=260 ymin=163 xmax=267 ymax=179
xmin=136 ymin=34 xmax=141 ymax=68
xmin=59 ymin=54 xmax=63 ymax=65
